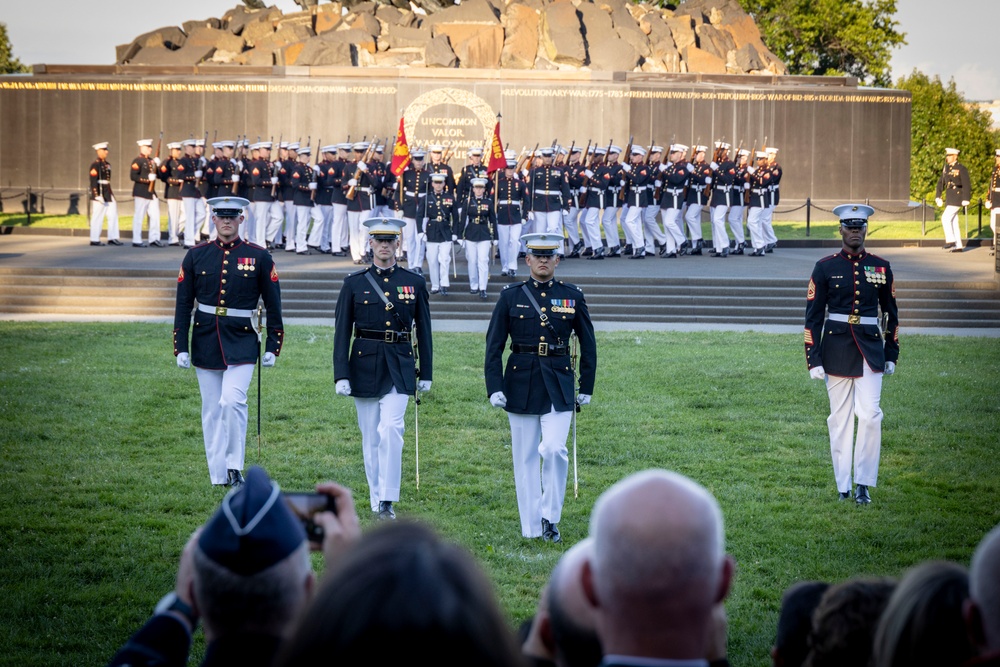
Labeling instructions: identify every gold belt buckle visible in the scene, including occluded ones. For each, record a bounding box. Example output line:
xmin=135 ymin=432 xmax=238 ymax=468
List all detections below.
xmin=848 ymin=314 xmax=861 ymax=325
xmin=215 ymin=306 xmax=228 ymax=317
xmin=384 ymin=331 xmax=395 ymax=343
xmin=538 ymin=342 xmax=549 ymax=356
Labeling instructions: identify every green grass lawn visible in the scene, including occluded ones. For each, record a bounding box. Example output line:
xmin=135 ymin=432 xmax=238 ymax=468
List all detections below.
xmin=2 ymin=212 xmax=994 ymax=239
xmin=1 ymin=323 xmax=998 ymax=666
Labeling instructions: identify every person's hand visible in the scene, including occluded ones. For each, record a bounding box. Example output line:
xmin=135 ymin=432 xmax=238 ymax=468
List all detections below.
xmin=153 ymin=157 xmax=161 ymax=167
xmin=273 ymin=161 xmax=282 ymax=170
xmin=746 ymin=166 xmax=756 ymax=174
xmin=527 ymin=211 xmax=535 ymax=221
xmin=348 ymin=178 xmax=357 ymax=187
xmin=710 ymin=161 xmax=719 ymax=171
xmin=335 ymin=379 xmax=352 ymax=396
xmin=987 ymin=200 xmax=993 ymax=209
xmin=884 ymin=361 xmax=895 ymax=376
xmin=262 ymin=352 xmax=275 ymax=367
xmin=194 ymin=169 xmax=203 ymax=178
xmin=451 ymin=234 xmax=458 ymax=242
xmin=490 ymin=391 xmax=507 ymax=408
xmin=308 ymin=182 xmax=318 ymax=190
xmin=961 ymin=200 xmax=970 ymax=207
xmin=417 ymin=380 xmax=432 ymax=392
xmin=417 ymin=232 xmax=427 ymax=242
xmin=621 ymin=163 xmax=632 ymax=173
xmin=705 ymin=176 xmax=713 ymax=185
xmin=935 ymin=197 xmax=943 ymax=207
xmin=744 ymin=182 xmax=751 ymax=189
xmin=312 ymin=164 xmax=322 ymax=174
xmin=236 ymin=160 xmax=243 ymax=171
xmin=357 ymin=161 xmax=368 ymax=172
xmin=809 ymin=365 xmax=826 ymax=380
xmin=655 ymin=179 xmax=663 ymax=188
xmin=231 ymin=174 xmax=240 ymax=183
xmin=312 ymin=481 xmax=361 ymax=567
xmin=579 ymin=186 xmax=588 ymax=194
xmin=270 ymin=176 xmax=279 ymax=184
xmin=576 ymin=393 xmax=591 ymax=406
xmin=686 ymin=163 xmax=695 ymax=173
xmin=492 ymin=239 xmax=498 ymax=246
xmin=658 ymin=162 xmax=668 ymax=172
xmin=176 ymin=352 xmax=190 ymax=369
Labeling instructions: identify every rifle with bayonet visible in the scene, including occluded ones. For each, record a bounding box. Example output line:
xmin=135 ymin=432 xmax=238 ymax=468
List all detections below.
xmin=346 ymin=136 xmax=379 ymax=201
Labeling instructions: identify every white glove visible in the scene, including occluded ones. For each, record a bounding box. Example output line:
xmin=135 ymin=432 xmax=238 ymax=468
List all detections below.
xmin=961 ymin=200 xmax=970 ymax=207
xmin=884 ymin=361 xmax=895 ymax=376
xmin=451 ymin=234 xmax=458 ymax=242
xmin=153 ymin=157 xmax=161 ymax=167
xmin=312 ymin=164 xmax=322 ymax=174
xmin=273 ymin=161 xmax=282 ymax=170
xmin=809 ymin=366 xmax=826 ymax=380
xmin=357 ymin=161 xmax=368 ymax=172
xmin=579 ymin=186 xmax=587 ymax=194
xmin=418 ymin=232 xmax=427 ymax=242
xmin=744 ymin=182 xmax=751 ymax=190
xmin=231 ymin=174 xmax=240 ymax=183
xmin=621 ymin=163 xmax=632 ymax=173
xmin=620 ymin=180 xmax=626 ymax=188
xmin=935 ymin=197 xmax=943 ymax=207
xmin=576 ymin=394 xmax=591 ymax=406
xmin=686 ymin=163 xmax=695 ymax=173
xmin=655 ymin=180 xmax=662 ymax=188
xmin=986 ymin=200 xmax=993 ymax=209
xmin=176 ymin=352 xmax=190 ymax=369
xmin=270 ymin=176 xmax=279 ymax=184
xmin=521 ymin=169 xmax=529 ymax=178
xmin=262 ymin=352 xmax=275 ymax=367
xmin=94 ymin=195 xmax=105 ymax=204
xmin=308 ymin=182 xmax=317 ymax=190
xmin=527 ymin=211 xmax=535 ymax=221
xmin=585 ymin=169 xmax=594 ymax=178
xmin=236 ymin=160 xmax=243 ymax=171
xmin=417 ymin=380 xmax=432 ymax=392
xmin=658 ymin=163 xmax=668 ymax=172
xmin=348 ymin=178 xmax=358 ymax=187
xmin=705 ymin=176 xmax=713 ymax=185
xmin=492 ymin=239 xmax=498 ymax=246
xmin=710 ymin=161 xmax=719 ymax=171
xmin=489 ymin=391 xmax=507 ymax=408
xmin=194 ymin=169 xmax=203 ymax=178
xmin=335 ymin=379 xmax=352 ymax=396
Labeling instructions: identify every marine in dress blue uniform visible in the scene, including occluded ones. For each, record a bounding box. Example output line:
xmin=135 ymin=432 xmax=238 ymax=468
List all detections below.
xmin=805 ymin=204 xmax=899 ymax=504
xmin=460 ymin=177 xmax=497 ymax=298
xmin=683 ymin=145 xmax=713 ymax=255
xmin=935 ymin=147 xmax=973 ymax=252
xmin=174 ymin=197 xmax=284 ymax=487
xmin=656 ymin=144 xmax=691 ymax=257
xmin=129 ymin=138 xmax=163 ymax=247
xmin=484 ymin=233 xmax=597 ymax=541
xmin=333 ymin=217 xmax=433 ymax=519
xmin=88 ymin=141 xmax=122 ymax=246
xmin=986 ymin=149 xmax=1000 ymax=253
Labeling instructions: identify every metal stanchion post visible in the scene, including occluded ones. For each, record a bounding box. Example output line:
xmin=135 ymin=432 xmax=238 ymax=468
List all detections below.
xmin=977 ymin=199 xmax=982 ymax=235
xmin=806 ymin=197 xmax=811 ymax=237
xmin=26 ymin=186 xmax=31 ymax=226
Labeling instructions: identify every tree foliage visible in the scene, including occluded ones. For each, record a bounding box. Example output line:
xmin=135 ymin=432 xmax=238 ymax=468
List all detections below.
xmin=0 ymin=23 xmax=28 ymax=74
xmin=736 ymin=0 xmax=905 ymax=87
xmin=897 ymin=70 xmax=998 ymax=201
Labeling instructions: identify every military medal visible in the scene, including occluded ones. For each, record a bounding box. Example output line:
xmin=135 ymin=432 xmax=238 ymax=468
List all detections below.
xmin=864 ymin=266 xmax=885 ymax=285
xmin=238 ymin=257 xmax=256 ymax=272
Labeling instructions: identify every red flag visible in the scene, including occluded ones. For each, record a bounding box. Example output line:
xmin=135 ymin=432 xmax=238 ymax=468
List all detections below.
xmin=390 ymin=117 xmax=411 ymax=177
xmin=486 ymin=120 xmax=506 ymax=176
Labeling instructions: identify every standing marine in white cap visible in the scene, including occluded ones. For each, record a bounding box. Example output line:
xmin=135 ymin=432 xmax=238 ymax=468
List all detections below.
xmin=986 ymin=149 xmax=1000 ymax=254
xmin=87 ymin=142 xmax=122 ymax=246
xmin=129 ymin=139 xmax=164 ymax=247
xmin=935 ymin=147 xmax=972 ymax=252
xmin=805 ymin=204 xmax=899 ymax=505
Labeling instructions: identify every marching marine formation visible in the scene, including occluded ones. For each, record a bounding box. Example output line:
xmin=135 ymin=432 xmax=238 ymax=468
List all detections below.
xmin=484 ymin=232 xmax=597 ymax=542
xmin=805 ymin=204 xmax=899 ymax=505
xmin=333 ymin=217 xmax=433 ymax=520
xmin=173 ymin=196 xmax=284 ymax=488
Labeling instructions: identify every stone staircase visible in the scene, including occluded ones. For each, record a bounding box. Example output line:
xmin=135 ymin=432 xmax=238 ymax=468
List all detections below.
xmin=2 ymin=267 xmax=999 ymax=329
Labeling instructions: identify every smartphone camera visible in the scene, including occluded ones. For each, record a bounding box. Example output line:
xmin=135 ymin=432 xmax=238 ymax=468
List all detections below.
xmin=282 ymin=493 xmax=337 ymax=542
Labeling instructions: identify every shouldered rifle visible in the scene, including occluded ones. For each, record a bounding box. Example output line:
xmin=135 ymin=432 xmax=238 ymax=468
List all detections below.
xmin=311 ymin=137 xmax=321 ymax=202
xmin=346 ymin=135 xmax=378 ymax=201
xmin=516 ymin=143 xmax=539 ymax=173
xmin=149 ymin=131 xmax=163 ymax=193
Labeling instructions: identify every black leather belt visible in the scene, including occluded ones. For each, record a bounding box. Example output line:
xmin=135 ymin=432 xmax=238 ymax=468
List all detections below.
xmin=511 ymin=343 xmax=568 ymax=356
xmin=355 ymin=328 xmax=411 ymax=343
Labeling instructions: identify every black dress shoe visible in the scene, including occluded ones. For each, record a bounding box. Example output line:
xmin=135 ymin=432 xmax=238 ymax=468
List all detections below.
xmin=90 ymin=241 xmax=106 ymax=246
xmin=541 ymin=518 xmax=562 ymax=543
xmin=950 ymin=246 xmax=965 ymax=253
xmin=581 ymin=247 xmax=594 ymax=257
xmin=838 ymin=491 xmax=852 ymax=501
xmin=663 ymin=251 xmax=678 ymax=258
xmin=332 ymin=251 xmax=346 ymax=257
xmin=227 ymin=469 xmax=245 ymax=488
xmin=607 ymin=246 xmax=621 ymax=257
xmin=855 ymin=485 xmax=871 ymax=504
xmin=297 ymin=249 xmax=311 ymax=256
xmin=132 ymin=242 xmax=148 ymax=248
xmin=732 ymin=243 xmax=745 ymax=255
xmin=518 ymin=251 xmax=526 ymax=259
xmin=470 ymin=288 xmax=478 ymax=294
xmin=628 ymin=250 xmax=646 ymax=259
xmin=716 ymin=248 xmax=729 ymax=257
xmin=765 ymin=243 xmax=775 ymax=253
xmin=566 ymin=250 xmax=580 ymax=258
xmin=941 ymin=243 xmax=955 ymax=250
xmin=479 ymin=290 xmax=488 ymax=299
xmin=440 ymin=286 xmax=448 ymax=296
xmin=622 ymin=244 xmax=633 ymax=255
xmin=378 ymin=500 xmax=396 ymax=520
xmin=150 ymin=240 xmax=166 ymax=248
xmin=750 ymin=248 xmax=765 ymax=256
xmin=587 ymin=248 xmax=605 ymax=260
xmin=168 ymin=242 xmax=180 ymax=247
xmin=430 ymin=288 xmax=440 ymax=294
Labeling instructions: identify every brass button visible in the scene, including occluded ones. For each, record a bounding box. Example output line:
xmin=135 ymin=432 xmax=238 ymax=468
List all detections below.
xmin=220 ymin=300 xmax=226 ymax=305
xmin=384 ymin=278 xmax=389 ymax=283
xmin=223 ymin=270 xmax=228 ymax=274
xmin=855 ymin=291 xmax=859 ymax=295
xmin=386 ymin=321 xmax=391 ymax=326
xmin=364 ymin=300 xmax=368 ymax=304
xmin=225 ymin=251 xmax=230 ymax=255
xmin=221 ymin=290 xmax=226 ymax=295
xmin=223 ymin=260 xmax=228 ymax=265
xmin=541 ymin=307 xmax=547 ymax=312
xmin=854 ymin=300 xmax=859 ymax=304
xmin=541 ymin=292 xmax=546 ymax=298
xmin=384 ymin=291 xmax=390 ymax=296
xmin=221 ymin=279 xmax=227 ymax=284
xmin=519 ymin=315 xmax=524 ymax=319
xmin=540 ymin=335 xmax=546 ymax=341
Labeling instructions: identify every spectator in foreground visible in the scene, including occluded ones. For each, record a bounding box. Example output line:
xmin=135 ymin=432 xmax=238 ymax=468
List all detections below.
xmin=872 ymin=560 xmax=973 ymax=667
xmin=583 ymin=469 xmax=734 ymax=665
xmin=771 ymin=581 xmax=830 ymax=667
xmin=803 ymin=577 xmax=896 ymax=667
xmin=273 ymin=520 xmax=526 ymax=667
xmin=966 ymin=523 xmax=1000 ymax=666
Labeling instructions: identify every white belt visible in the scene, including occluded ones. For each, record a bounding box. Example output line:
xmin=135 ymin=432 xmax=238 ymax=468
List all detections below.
xmin=533 ymin=189 xmax=562 ymax=195
xmin=993 ymin=188 xmax=1000 ymax=192
xmin=666 ymin=188 xmax=683 ymax=194
xmin=589 ymin=187 xmax=602 ymax=192
xmin=97 ymin=180 xmax=110 ymax=184
xmin=198 ymin=303 xmax=255 ymax=318
xmin=499 ymin=201 xmax=521 ymax=207
xmin=828 ymin=313 xmax=878 ymax=325
xmin=358 ymin=187 xmax=372 ymax=193
xmin=404 ymin=191 xmax=427 ymax=197
xmin=751 ymin=188 xmax=767 ymax=194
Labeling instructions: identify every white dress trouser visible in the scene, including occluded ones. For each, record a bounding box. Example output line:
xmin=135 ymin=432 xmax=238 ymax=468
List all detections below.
xmin=508 ymin=408 xmax=573 ymax=538
xmin=660 ymin=209 xmax=686 ymax=252
xmin=710 ymin=205 xmax=730 ymax=252
xmin=195 ymin=364 xmax=255 ymax=485
xmin=251 ymin=201 xmax=283 ymax=247
xmin=536 ymin=211 xmax=563 ymax=236
xmin=354 ymin=387 xmax=410 ymax=511
xmin=621 ymin=204 xmax=645 ymax=251
xmin=563 ymin=207 xmax=581 ymax=246
xmin=466 ymin=240 xmax=492 ymax=290
xmin=294 ymin=205 xmax=314 ymax=251
xmin=166 ymin=199 xmax=183 ymax=244
xmin=332 ymin=203 xmax=349 ymax=251
xmin=642 ymin=205 xmax=665 ymax=252
xmin=601 ymin=207 xmax=621 ymax=249
xmin=89 ymin=198 xmax=120 ymax=243
xmin=583 ymin=208 xmax=603 ymax=249
xmin=498 ymin=224 xmax=521 ymax=273
xmin=132 ymin=197 xmax=161 ymax=244
xmin=747 ymin=207 xmax=766 ymax=250
xmin=282 ymin=200 xmax=296 ymax=249
xmin=425 ymin=241 xmax=452 ymax=289
xmin=762 ymin=205 xmax=778 ymax=244
xmin=942 ymin=205 xmax=963 ymax=248
xmin=684 ymin=203 xmax=704 ymax=241
xmin=727 ymin=204 xmax=746 ymax=244
xmin=307 ymin=204 xmax=332 ymax=250
xmin=825 ymin=363 xmax=883 ymax=493
xmin=347 ymin=210 xmax=374 ymax=261
xmin=182 ymin=197 xmax=205 ymax=247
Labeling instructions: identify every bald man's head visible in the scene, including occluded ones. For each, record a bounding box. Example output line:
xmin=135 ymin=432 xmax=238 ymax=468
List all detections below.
xmin=549 ymin=538 xmax=601 ymax=667
xmin=970 ymin=523 xmax=1000 ymax=651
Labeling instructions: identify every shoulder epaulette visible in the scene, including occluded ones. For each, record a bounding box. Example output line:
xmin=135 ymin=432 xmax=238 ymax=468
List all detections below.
xmin=558 ymin=280 xmax=584 ymax=294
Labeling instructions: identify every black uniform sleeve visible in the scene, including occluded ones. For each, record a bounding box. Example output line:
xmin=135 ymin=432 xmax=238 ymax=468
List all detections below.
xmin=880 ymin=264 xmax=900 ymax=364
xmin=173 ymin=252 xmax=197 ymax=356
xmin=415 ymin=277 xmax=433 ymax=382
xmin=804 ymin=262 xmax=828 ymax=369
xmin=333 ymin=277 xmax=356 ymax=382
xmin=258 ymin=253 xmax=284 ymax=356
xmin=484 ymin=290 xmax=512 ymax=397
xmin=572 ymin=291 xmax=597 ymax=395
